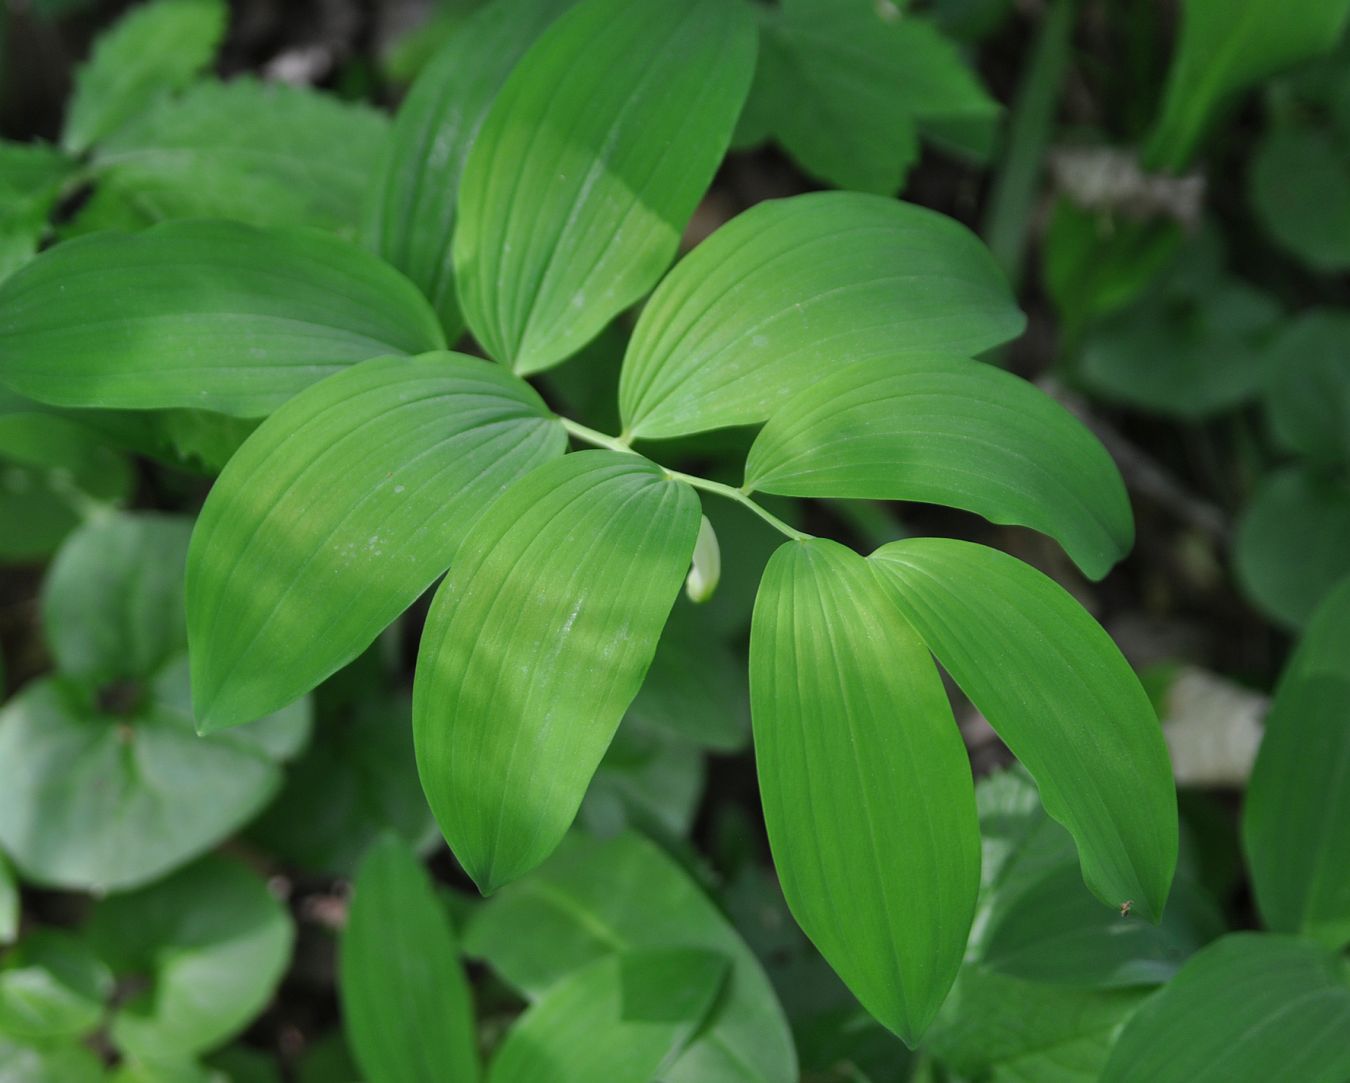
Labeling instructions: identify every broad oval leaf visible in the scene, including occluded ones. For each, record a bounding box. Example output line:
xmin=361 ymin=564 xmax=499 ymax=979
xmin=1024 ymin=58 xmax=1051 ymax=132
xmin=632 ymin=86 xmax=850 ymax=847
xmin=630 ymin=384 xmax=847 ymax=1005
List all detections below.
xmin=363 ymin=0 xmax=572 ymax=337
xmin=1099 ymin=934 xmax=1350 ymax=1083
xmin=465 ymin=831 xmax=797 ymax=1083
xmin=187 ymin=352 xmax=564 ymax=731
xmin=618 ymin=191 xmax=1023 ymax=440
xmin=0 ymin=220 xmax=444 ymax=417
xmin=870 ymin=538 xmax=1177 ymax=921
xmin=1243 ymin=578 xmax=1350 ymax=948
xmin=487 ymin=949 xmax=728 ymax=1083
xmin=339 ymin=836 xmax=479 ymax=1083
xmin=87 ymin=856 xmax=294 ymax=1061
xmin=1261 ymin=310 xmax=1350 ymax=465
xmin=413 ymin=451 xmax=700 ymax=893
xmin=749 ymin=538 xmax=980 ymax=1044
xmin=453 ymin=0 xmax=756 ymax=374
xmin=0 ymin=930 xmax=112 ymax=1042
xmin=743 ymin=355 xmax=1133 ymax=579
xmin=1250 ymin=119 xmax=1350 ymax=272
xmin=62 ymin=0 xmax=226 ymax=153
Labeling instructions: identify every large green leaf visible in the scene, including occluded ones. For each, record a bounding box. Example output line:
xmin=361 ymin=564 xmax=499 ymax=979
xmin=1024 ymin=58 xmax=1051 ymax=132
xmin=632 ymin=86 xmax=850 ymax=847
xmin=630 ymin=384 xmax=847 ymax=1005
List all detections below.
xmin=749 ymin=539 xmax=980 ymax=1044
xmin=1250 ymin=119 xmax=1350 ymax=272
xmin=62 ymin=0 xmax=227 ymax=153
xmin=1243 ymin=579 xmax=1350 ymax=948
xmin=87 ymin=856 xmax=293 ymax=1061
xmin=414 ymin=451 xmax=699 ymax=892
xmin=1100 ymin=934 xmax=1350 ymax=1083
xmin=1144 ymin=0 xmax=1350 ymax=171
xmin=0 ymin=1036 xmax=103 ymax=1083
xmin=1261 ymin=310 xmax=1350 ymax=466
xmin=739 ymin=0 xmax=998 ymax=194
xmin=488 ymin=949 xmax=727 ymax=1083
xmin=1235 ymin=467 xmax=1350 ymax=630
xmin=580 ymin=717 xmax=705 ymax=839
xmin=41 ymin=513 xmax=191 ymax=683
xmin=870 ymin=539 xmax=1177 ymax=921
xmin=187 ymin=352 xmax=563 ymax=731
xmin=452 ymin=0 xmax=756 ymax=374
xmin=364 ymin=0 xmax=571 ymax=337
xmin=0 ymin=930 xmax=112 ymax=1041
xmin=618 ymin=192 xmax=1023 ymax=439
xmin=0 ymin=660 xmax=308 ymax=893
xmin=339 ymin=836 xmax=479 ymax=1083
xmin=465 ymin=831 xmax=796 ymax=1083
xmin=0 ymin=221 xmax=444 ymax=416
xmin=743 ymin=356 xmax=1133 ymax=579
xmin=91 ymin=79 xmax=389 ymax=236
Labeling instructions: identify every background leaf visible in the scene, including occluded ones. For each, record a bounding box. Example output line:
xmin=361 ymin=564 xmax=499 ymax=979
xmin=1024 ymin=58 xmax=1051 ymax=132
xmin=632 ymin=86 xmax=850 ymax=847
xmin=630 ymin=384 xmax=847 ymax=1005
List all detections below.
xmin=1261 ymin=310 xmax=1350 ymax=465
xmin=749 ymin=539 xmax=980 ymax=1044
xmin=0 ymin=220 xmax=444 ymax=417
xmin=871 ymin=539 xmax=1178 ymax=921
xmin=619 ymin=192 xmax=1023 ymax=439
xmin=1250 ymin=119 xmax=1350 ymax=271
xmin=187 ymin=352 xmax=563 ymax=730
xmin=62 ymin=0 xmax=227 ymax=153
xmin=339 ymin=835 xmax=479 ymax=1083
xmin=413 ymin=451 xmax=699 ymax=892
xmin=743 ymin=355 xmax=1133 ymax=579
xmin=364 ymin=0 xmax=572 ymax=337
xmin=0 ymin=930 xmax=112 ymax=1041
xmin=452 ymin=0 xmax=756 ymax=374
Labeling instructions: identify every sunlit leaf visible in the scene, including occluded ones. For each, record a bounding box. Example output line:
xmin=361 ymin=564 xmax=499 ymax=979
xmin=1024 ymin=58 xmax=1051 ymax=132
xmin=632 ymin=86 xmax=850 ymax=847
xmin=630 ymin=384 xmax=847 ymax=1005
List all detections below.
xmin=453 ymin=0 xmax=756 ymax=374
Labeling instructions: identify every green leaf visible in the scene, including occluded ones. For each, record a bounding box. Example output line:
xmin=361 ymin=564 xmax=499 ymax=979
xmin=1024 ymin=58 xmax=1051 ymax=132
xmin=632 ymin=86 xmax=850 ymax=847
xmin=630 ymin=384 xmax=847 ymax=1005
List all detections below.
xmin=1144 ymin=0 xmax=1350 ymax=171
xmin=1235 ymin=467 xmax=1350 ymax=630
xmin=0 ymin=1035 xmax=104 ymax=1083
xmin=1100 ymin=934 xmax=1350 ymax=1083
xmin=0 ymin=140 xmax=75 ymax=284
xmin=743 ymin=355 xmax=1133 ymax=579
xmin=87 ymin=856 xmax=294 ymax=1061
xmin=1243 ymin=578 xmax=1350 ymax=948
xmin=91 ymin=79 xmax=390 ymax=236
xmin=0 ymin=659 xmax=309 ymax=892
xmin=1250 ymin=120 xmax=1350 ymax=271
xmin=41 ymin=512 xmax=191 ymax=683
xmin=453 ymin=0 xmax=756 ymax=374
xmin=250 ymin=696 xmax=436 ymax=876
xmin=187 ymin=352 xmax=563 ymax=730
xmin=870 ymin=539 xmax=1177 ymax=921
xmin=364 ymin=0 xmax=571 ymax=337
xmin=339 ymin=836 xmax=479 ymax=1083
xmin=619 ymin=192 xmax=1024 ymax=439
xmin=743 ymin=0 xmax=998 ymax=194
xmin=465 ymin=831 xmax=796 ymax=1083
xmin=0 ymin=220 xmax=444 ymax=417
xmin=0 ymin=857 xmax=16 ymax=946
xmin=487 ymin=948 xmax=727 ymax=1083
xmin=62 ymin=0 xmax=227 ymax=153
xmin=413 ymin=451 xmax=700 ymax=892
xmin=749 ymin=538 xmax=979 ymax=1044
xmin=579 ymin=717 xmax=705 ymax=839
xmin=0 ymin=930 xmax=112 ymax=1041
xmin=1261 ymin=310 xmax=1350 ymax=466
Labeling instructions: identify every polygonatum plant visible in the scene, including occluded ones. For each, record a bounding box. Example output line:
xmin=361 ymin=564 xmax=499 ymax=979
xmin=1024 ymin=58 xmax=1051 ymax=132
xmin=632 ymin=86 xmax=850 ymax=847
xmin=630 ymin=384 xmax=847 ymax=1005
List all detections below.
xmin=0 ymin=0 xmax=1177 ymax=1045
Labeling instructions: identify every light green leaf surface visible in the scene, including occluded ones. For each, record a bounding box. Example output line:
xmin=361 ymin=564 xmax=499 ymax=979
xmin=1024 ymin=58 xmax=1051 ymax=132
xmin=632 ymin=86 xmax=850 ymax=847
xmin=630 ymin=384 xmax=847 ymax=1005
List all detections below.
xmin=1144 ymin=0 xmax=1350 ymax=171
xmin=871 ymin=539 xmax=1177 ymax=921
xmin=1243 ymin=578 xmax=1350 ymax=948
xmin=619 ymin=192 xmax=1023 ymax=439
xmin=414 ymin=451 xmax=699 ymax=892
xmin=92 ymin=79 xmax=390 ymax=236
xmin=743 ymin=0 xmax=998 ymax=193
xmin=488 ymin=949 xmax=727 ymax=1083
xmin=41 ymin=513 xmax=191 ymax=683
xmin=1100 ymin=934 xmax=1350 ymax=1083
xmin=0 ymin=140 xmax=76 ymax=284
xmin=0 ymin=930 xmax=112 ymax=1041
xmin=339 ymin=836 xmax=479 ymax=1083
xmin=0 ymin=220 xmax=444 ymax=416
xmin=0 ymin=857 xmax=15 ymax=946
xmin=580 ymin=717 xmax=705 ymax=839
xmin=0 ymin=659 xmax=309 ymax=892
xmin=63 ymin=0 xmax=227 ymax=153
xmin=1262 ymin=310 xmax=1350 ymax=465
xmin=465 ymin=831 xmax=796 ymax=1083
xmin=364 ymin=0 xmax=571 ymax=336
xmin=1235 ymin=467 xmax=1350 ymax=630
xmin=0 ymin=1035 xmax=104 ymax=1083
xmin=750 ymin=539 xmax=980 ymax=1044
xmin=453 ymin=0 xmax=756 ymax=374
xmin=188 ymin=352 xmax=563 ymax=731
xmin=88 ymin=856 xmax=293 ymax=1060
xmin=743 ymin=355 xmax=1133 ymax=579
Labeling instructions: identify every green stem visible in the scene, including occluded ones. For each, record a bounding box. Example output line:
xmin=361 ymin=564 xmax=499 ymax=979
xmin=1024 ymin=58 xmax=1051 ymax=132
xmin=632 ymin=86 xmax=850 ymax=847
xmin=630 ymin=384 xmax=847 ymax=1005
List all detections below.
xmin=559 ymin=416 xmax=810 ymax=542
